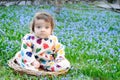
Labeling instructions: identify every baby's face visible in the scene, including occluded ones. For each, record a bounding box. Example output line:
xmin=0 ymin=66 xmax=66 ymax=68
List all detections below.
xmin=34 ymin=19 xmax=52 ymax=38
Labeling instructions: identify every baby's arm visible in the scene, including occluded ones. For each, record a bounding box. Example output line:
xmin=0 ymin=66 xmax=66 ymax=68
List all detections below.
xmin=45 ymin=36 xmax=71 ymax=71
xmin=17 ymin=34 xmax=40 ymax=68
xmin=52 ymin=36 xmax=65 ymax=61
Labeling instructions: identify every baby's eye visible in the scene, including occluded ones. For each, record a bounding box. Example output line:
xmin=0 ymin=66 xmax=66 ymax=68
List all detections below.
xmin=45 ymin=26 xmax=49 ymax=29
xmin=37 ymin=26 xmax=41 ymax=28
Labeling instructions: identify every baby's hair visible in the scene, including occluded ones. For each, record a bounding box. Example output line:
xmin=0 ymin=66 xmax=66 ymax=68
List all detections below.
xmin=30 ymin=12 xmax=54 ymax=33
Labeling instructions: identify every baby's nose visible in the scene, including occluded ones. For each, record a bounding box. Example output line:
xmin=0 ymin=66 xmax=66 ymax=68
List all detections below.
xmin=41 ymin=28 xmax=45 ymax=31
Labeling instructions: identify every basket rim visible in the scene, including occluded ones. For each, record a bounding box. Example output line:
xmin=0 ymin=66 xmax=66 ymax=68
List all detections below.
xmin=8 ymin=57 xmax=69 ymax=76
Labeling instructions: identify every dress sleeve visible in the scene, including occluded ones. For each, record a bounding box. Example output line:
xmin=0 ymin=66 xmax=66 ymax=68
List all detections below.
xmin=52 ymin=36 xmax=65 ymax=60
xmin=20 ymin=34 xmax=36 ymax=66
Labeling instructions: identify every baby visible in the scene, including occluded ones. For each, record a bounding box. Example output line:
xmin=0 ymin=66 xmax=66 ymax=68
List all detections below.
xmin=15 ymin=12 xmax=70 ymax=72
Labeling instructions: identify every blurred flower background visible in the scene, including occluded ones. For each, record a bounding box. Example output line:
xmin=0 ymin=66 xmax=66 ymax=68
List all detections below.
xmin=0 ymin=1 xmax=120 ymax=80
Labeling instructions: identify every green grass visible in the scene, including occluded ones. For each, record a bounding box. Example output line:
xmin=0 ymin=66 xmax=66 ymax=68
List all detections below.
xmin=0 ymin=2 xmax=120 ymax=80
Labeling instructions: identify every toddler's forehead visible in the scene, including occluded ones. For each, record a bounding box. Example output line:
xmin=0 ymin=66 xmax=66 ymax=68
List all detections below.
xmin=35 ymin=19 xmax=51 ymax=26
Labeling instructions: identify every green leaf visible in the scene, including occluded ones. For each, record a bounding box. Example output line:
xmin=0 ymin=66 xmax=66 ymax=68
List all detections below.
xmin=23 ymin=44 xmax=27 ymax=49
xmin=36 ymin=48 xmax=41 ymax=53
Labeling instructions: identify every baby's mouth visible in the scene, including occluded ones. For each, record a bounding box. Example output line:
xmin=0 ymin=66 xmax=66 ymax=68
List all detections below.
xmin=40 ymin=33 xmax=46 ymax=35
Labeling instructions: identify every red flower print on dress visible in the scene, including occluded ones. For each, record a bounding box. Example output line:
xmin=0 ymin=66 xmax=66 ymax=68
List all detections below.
xmin=24 ymin=59 xmax=27 ymax=64
xmin=51 ymin=67 xmax=54 ymax=71
xmin=43 ymin=43 xmax=49 ymax=49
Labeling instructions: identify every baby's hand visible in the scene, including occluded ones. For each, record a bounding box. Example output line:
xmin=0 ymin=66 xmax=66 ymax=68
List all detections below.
xmin=31 ymin=60 xmax=40 ymax=69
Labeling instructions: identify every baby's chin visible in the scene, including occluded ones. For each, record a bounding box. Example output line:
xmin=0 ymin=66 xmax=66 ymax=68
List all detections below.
xmin=38 ymin=35 xmax=49 ymax=39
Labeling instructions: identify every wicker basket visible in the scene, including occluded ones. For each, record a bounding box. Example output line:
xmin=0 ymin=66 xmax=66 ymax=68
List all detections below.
xmin=8 ymin=57 xmax=69 ymax=76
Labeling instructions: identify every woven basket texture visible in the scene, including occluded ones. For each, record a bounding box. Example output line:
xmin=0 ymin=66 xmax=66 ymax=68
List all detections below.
xmin=8 ymin=57 xmax=68 ymax=76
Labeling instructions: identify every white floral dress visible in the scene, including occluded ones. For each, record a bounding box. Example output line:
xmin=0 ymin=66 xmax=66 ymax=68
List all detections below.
xmin=15 ymin=33 xmax=70 ymax=72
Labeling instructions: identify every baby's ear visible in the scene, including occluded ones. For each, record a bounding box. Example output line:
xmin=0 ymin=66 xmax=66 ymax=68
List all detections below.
xmin=30 ymin=21 xmax=34 ymax=33
xmin=51 ymin=30 xmax=54 ymax=35
xmin=51 ymin=31 xmax=53 ymax=35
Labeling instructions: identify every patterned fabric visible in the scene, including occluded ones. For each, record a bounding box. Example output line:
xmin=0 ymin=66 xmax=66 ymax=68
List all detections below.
xmin=15 ymin=33 xmax=70 ymax=72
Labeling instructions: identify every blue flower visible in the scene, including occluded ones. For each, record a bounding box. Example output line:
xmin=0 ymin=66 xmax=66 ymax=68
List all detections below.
xmin=26 ymin=52 xmax=32 ymax=57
